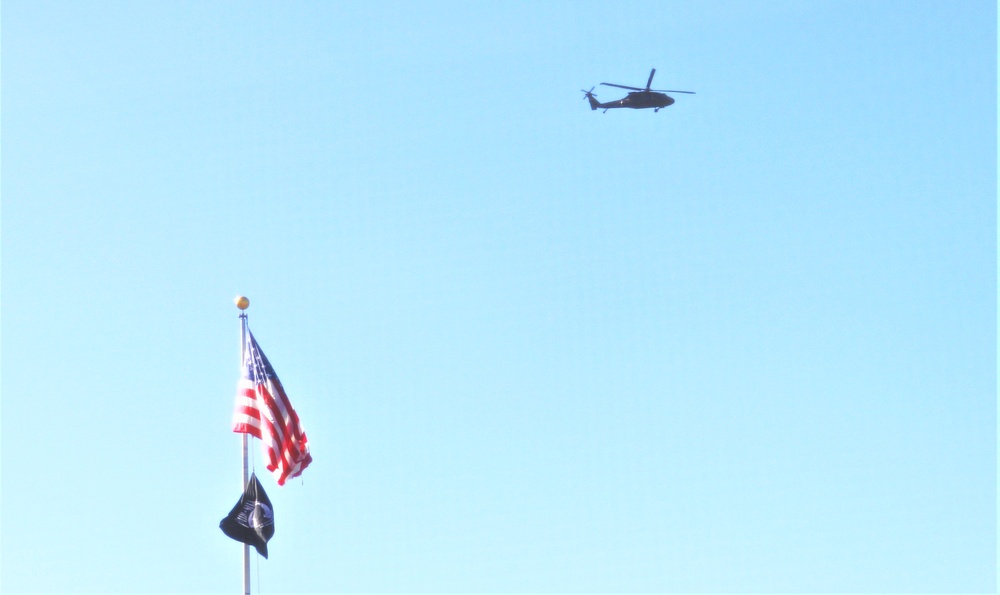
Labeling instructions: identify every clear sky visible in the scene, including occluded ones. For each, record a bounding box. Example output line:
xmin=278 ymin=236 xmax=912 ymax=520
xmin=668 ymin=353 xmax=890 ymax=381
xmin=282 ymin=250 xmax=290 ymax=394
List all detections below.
xmin=2 ymin=1 xmax=996 ymax=593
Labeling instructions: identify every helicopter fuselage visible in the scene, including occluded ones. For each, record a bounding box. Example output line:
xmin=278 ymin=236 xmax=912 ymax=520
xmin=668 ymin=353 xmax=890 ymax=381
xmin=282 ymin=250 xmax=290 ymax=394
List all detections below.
xmin=609 ymin=91 xmax=674 ymax=110
xmin=586 ymin=90 xmax=675 ymax=112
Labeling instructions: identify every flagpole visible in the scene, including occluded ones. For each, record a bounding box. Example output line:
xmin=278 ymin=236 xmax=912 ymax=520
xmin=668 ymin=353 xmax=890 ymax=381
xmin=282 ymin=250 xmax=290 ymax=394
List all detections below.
xmin=236 ymin=296 xmax=251 ymax=595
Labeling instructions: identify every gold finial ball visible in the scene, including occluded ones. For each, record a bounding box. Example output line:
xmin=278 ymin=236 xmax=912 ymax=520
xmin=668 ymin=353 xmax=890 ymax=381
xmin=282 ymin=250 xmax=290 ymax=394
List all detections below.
xmin=234 ymin=296 xmax=250 ymax=310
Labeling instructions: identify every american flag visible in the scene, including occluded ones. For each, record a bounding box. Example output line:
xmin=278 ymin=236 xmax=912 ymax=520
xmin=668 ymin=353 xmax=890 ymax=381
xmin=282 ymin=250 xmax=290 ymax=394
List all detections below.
xmin=233 ymin=330 xmax=312 ymax=486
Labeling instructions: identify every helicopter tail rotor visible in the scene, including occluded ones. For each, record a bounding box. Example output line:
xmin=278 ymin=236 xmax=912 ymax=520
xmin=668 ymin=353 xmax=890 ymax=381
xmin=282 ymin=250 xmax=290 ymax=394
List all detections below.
xmin=581 ymin=87 xmax=600 ymax=110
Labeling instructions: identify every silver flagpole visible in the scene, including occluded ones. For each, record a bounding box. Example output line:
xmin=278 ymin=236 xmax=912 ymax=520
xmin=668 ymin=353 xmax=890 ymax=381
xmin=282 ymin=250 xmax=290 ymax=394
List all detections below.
xmin=236 ymin=296 xmax=251 ymax=595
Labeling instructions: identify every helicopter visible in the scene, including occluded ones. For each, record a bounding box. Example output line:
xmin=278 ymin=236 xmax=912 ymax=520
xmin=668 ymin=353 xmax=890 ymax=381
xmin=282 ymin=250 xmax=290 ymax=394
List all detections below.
xmin=582 ymin=68 xmax=694 ymax=113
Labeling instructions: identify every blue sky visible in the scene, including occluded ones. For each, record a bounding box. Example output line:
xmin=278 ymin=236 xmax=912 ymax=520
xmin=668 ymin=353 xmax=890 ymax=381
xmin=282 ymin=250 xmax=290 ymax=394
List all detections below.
xmin=2 ymin=1 xmax=995 ymax=593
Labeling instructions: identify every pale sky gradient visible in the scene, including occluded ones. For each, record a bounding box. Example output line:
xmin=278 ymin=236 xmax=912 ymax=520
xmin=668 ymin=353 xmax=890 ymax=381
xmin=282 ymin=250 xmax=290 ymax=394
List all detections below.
xmin=2 ymin=1 xmax=996 ymax=593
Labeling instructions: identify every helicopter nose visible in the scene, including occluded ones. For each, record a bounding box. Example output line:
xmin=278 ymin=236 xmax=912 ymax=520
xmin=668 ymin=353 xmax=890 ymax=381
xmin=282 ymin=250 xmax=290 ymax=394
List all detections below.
xmin=664 ymin=96 xmax=675 ymax=106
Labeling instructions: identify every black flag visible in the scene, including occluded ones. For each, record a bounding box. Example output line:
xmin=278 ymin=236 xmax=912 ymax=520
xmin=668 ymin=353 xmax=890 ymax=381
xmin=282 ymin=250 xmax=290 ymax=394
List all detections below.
xmin=220 ymin=473 xmax=275 ymax=558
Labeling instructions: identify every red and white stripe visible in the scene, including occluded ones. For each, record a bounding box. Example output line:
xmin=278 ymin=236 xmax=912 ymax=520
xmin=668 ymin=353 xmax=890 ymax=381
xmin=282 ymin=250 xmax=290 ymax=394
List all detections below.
xmin=233 ymin=336 xmax=312 ymax=486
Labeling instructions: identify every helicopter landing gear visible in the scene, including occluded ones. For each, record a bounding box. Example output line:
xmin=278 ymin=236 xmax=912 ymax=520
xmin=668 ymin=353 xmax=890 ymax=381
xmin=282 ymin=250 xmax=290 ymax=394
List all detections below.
xmin=654 ymin=108 xmax=660 ymax=113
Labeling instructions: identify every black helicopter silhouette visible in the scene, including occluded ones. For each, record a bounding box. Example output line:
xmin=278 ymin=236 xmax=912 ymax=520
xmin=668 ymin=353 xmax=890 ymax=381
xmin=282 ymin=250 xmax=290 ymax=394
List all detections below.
xmin=583 ymin=68 xmax=694 ymax=113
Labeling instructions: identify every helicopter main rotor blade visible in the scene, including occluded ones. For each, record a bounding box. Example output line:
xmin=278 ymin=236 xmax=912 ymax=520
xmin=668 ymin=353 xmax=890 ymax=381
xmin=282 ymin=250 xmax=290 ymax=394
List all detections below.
xmin=646 ymin=68 xmax=656 ymax=90
xmin=601 ymin=82 xmax=696 ymax=94
xmin=601 ymin=82 xmax=645 ymax=91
